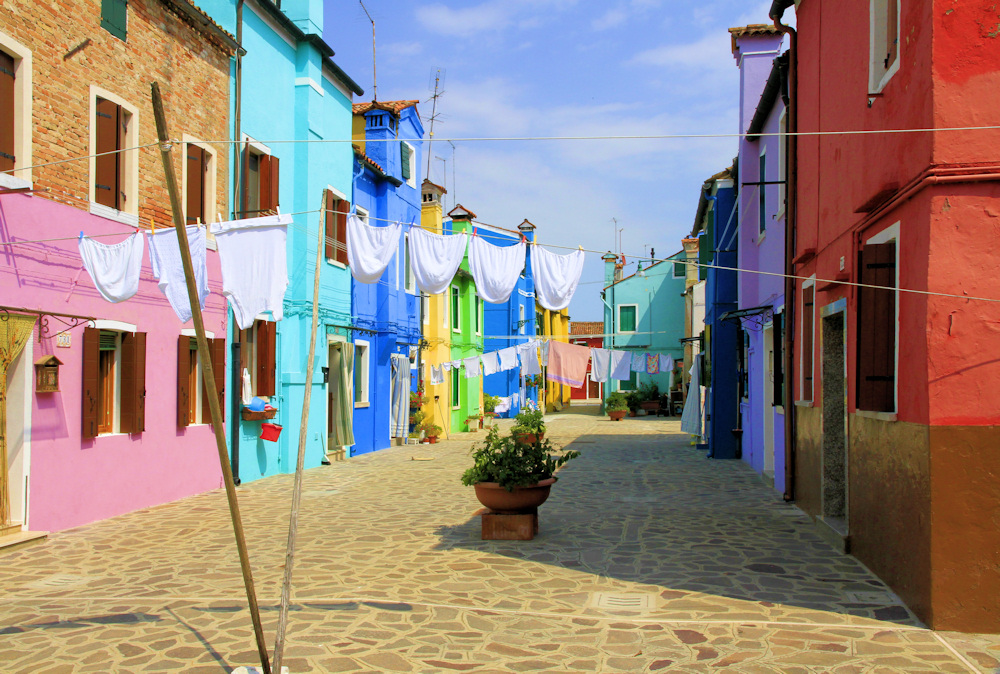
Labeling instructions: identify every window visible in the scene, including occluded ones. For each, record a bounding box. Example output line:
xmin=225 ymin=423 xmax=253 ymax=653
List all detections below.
xmin=673 ymin=260 xmax=685 ymax=278
xmin=800 ymin=279 xmax=815 ymax=402
xmin=451 ymin=285 xmax=460 ymax=332
xmin=237 ymin=320 xmax=276 ymax=398
xmin=324 ymin=189 xmax=349 ymax=265
xmin=91 ymin=92 xmax=139 ymax=221
xmin=620 ymin=370 xmax=638 ymax=391
xmin=739 ymin=329 xmax=750 ymax=400
xmin=0 ymin=37 xmax=31 ymax=188
xmin=82 ymin=326 xmax=145 ymax=438
xmin=618 ymin=304 xmax=637 ymax=333
xmin=177 ymin=335 xmax=225 ymax=427
xmin=403 ymin=232 xmax=416 ymax=293
xmin=519 ymin=305 xmax=525 ymax=335
xmin=241 ymin=140 xmax=279 ymax=217
xmin=474 ymin=295 xmax=481 ymax=335
xmin=353 ymin=339 xmax=370 ymax=406
xmin=856 ymin=231 xmax=898 ymax=413
xmin=451 ymin=367 xmax=460 ymax=408
xmin=777 ymin=111 xmax=787 ymax=217
xmin=773 ymin=310 xmax=784 ymax=407
xmin=400 ymin=141 xmax=415 ymax=188
xmin=184 ymin=141 xmax=215 ymax=226
xmin=0 ymin=50 xmax=16 ymax=176
xmin=758 ymin=148 xmax=767 ymax=235
xmin=101 ymin=0 xmax=127 ymax=41
xmin=870 ymin=0 xmax=900 ymax=93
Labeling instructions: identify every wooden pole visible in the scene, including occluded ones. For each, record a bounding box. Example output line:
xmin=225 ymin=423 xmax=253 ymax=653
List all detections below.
xmin=272 ymin=193 xmax=327 ymax=671
xmin=149 ymin=82 xmax=271 ymax=674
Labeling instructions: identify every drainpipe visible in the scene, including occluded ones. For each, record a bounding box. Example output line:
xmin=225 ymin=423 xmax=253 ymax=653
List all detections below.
xmin=771 ymin=0 xmax=797 ymax=502
xmin=230 ymin=0 xmax=245 ymax=483
xmin=231 ymin=341 xmax=242 ymax=484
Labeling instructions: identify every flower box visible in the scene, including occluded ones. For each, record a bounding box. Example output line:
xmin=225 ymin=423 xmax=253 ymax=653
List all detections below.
xmin=241 ymin=407 xmax=277 ymax=421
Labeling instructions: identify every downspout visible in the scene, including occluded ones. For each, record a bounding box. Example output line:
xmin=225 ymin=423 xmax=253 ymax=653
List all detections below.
xmin=772 ymin=0 xmax=797 ymax=501
xmin=231 ymin=0 xmax=245 ymax=484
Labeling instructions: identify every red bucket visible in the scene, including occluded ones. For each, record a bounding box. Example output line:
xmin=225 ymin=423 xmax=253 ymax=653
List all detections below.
xmin=260 ymin=423 xmax=282 ymax=442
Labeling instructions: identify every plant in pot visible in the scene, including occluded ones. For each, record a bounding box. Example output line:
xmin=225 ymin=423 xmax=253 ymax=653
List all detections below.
xmin=511 ymin=399 xmax=545 ymax=444
xmin=638 ymin=382 xmax=660 ymax=412
xmin=606 ymin=392 xmax=629 ymax=421
xmin=461 ymin=426 xmax=580 ymax=512
xmin=625 ymin=390 xmax=643 ymax=417
xmin=482 ymin=394 xmax=500 ymax=426
xmin=410 ymin=387 xmax=427 ymax=409
xmin=420 ymin=422 xmax=441 ymax=444
xmin=466 ymin=413 xmax=482 ymax=432
xmin=410 ymin=409 xmax=426 ymax=429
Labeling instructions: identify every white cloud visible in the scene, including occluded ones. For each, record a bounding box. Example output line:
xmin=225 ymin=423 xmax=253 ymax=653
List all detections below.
xmin=630 ymin=30 xmax=734 ymax=73
xmin=383 ymin=41 xmax=424 ymax=58
xmin=592 ymin=8 xmax=628 ymax=30
xmin=415 ymin=2 xmax=515 ymax=35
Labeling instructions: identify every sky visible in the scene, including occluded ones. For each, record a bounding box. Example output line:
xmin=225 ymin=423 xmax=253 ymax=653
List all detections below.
xmin=324 ymin=0 xmax=787 ymax=322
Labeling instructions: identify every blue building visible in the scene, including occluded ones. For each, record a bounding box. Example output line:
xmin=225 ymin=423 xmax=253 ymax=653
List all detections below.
xmin=350 ymin=100 xmax=424 ymax=455
xmin=481 ymin=220 xmax=537 ymax=418
xmin=199 ymin=0 xmax=363 ymax=483
xmin=694 ymin=169 xmax=740 ymax=460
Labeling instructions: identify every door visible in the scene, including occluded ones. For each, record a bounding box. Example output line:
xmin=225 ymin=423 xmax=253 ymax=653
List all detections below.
xmin=821 ymin=312 xmax=848 ymax=528
xmin=762 ymin=325 xmax=775 ymax=475
xmin=327 ymin=339 xmax=345 ymax=453
xmin=3 ymin=341 xmax=30 ymax=530
xmin=588 ymin=375 xmax=601 ymax=400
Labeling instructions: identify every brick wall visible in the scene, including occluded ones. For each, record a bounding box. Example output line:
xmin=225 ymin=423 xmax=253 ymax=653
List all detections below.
xmin=2 ymin=0 xmax=233 ymax=227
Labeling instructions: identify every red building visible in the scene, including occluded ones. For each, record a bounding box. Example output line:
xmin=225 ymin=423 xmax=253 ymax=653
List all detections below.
xmin=569 ymin=322 xmax=603 ymax=402
xmin=776 ymin=0 xmax=1000 ymax=632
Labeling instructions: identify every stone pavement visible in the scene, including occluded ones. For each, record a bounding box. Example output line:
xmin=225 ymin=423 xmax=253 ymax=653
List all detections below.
xmin=2 ymin=407 xmax=999 ymax=673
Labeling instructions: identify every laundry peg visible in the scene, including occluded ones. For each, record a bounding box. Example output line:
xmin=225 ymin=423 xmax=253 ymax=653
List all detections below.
xmin=150 ymin=216 xmax=156 ymax=233
xmin=79 ymin=231 xmax=84 ymax=241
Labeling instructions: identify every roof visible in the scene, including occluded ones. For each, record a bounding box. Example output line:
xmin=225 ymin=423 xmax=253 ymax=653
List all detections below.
xmin=159 ymin=0 xmax=239 ymax=54
xmin=353 ymin=100 xmax=420 ymax=116
xmin=570 ymin=321 xmax=604 ymax=336
xmin=448 ymin=204 xmax=477 ymax=220
xmin=728 ymin=24 xmax=783 ymax=53
xmin=422 ymin=178 xmax=447 ymax=194
xmin=352 ymin=144 xmax=402 ymax=187
xmin=692 ymin=166 xmax=734 ymax=235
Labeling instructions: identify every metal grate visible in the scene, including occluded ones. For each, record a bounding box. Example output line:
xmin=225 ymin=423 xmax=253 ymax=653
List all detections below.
xmin=590 ymin=592 xmax=658 ymax=612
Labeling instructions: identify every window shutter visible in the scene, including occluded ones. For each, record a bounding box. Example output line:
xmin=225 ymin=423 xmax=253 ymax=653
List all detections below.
xmin=257 ymin=320 xmax=276 ymax=397
xmin=0 ymin=51 xmax=15 ymax=173
xmin=101 ymin=0 xmax=128 ymax=40
xmin=202 ymin=337 xmax=227 ymax=424
xmin=400 ymin=142 xmax=411 ymax=181
xmin=120 ymin=332 xmax=146 ymax=433
xmin=240 ymin=143 xmax=250 ymax=217
xmin=82 ymin=327 xmax=100 ymax=439
xmin=324 ymin=190 xmax=336 ymax=260
xmin=802 ymin=286 xmax=814 ymax=396
xmin=335 ymin=198 xmax=349 ymax=265
xmin=186 ymin=145 xmax=205 ymax=225
xmin=856 ymin=241 xmax=896 ymax=412
xmin=773 ymin=312 xmax=784 ymax=407
xmin=268 ymin=155 xmax=280 ymax=212
xmin=177 ymin=335 xmax=191 ymax=427
xmin=95 ymin=98 xmax=121 ymax=210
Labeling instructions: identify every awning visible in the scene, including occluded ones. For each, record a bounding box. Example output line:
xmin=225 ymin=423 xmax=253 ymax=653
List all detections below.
xmin=718 ymin=306 xmax=773 ymax=322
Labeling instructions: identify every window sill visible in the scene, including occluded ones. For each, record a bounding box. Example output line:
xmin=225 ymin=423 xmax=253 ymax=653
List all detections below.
xmin=0 ymin=174 xmax=32 ymax=191
xmin=794 ymin=400 xmax=813 ymax=408
xmin=89 ymin=202 xmax=139 ymax=227
xmin=774 ymin=207 xmax=786 ymax=220
xmin=326 ymin=259 xmax=347 ymax=269
xmin=756 ymin=230 xmax=767 ymax=246
xmin=354 ymin=402 xmax=370 ymax=409
xmin=774 ymin=405 xmax=785 ymax=415
xmin=855 ymin=409 xmax=898 ymax=422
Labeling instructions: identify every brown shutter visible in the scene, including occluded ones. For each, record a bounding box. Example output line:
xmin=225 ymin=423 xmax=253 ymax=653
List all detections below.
xmin=802 ymin=286 xmax=814 ymax=397
xmin=82 ymin=327 xmax=100 ymax=439
xmin=268 ymin=155 xmax=280 ymax=212
xmin=94 ymin=98 xmax=121 ymax=210
xmin=177 ymin=335 xmax=191 ymax=427
xmin=119 ymin=332 xmax=143 ymax=433
xmin=202 ymin=337 xmax=226 ymax=424
xmin=325 ymin=190 xmax=336 ymax=260
xmin=0 ymin=51 xmax=14 ymax=174
xmin=871 ymin=242 xmax=896 ymax=411
xmin=257 ymin=320 xmax=276 ymax=397
xmin=186 ymin=145 xmax=205 ymax=225
xmin=240 ymin=142 xmax=250 ymax=217
xmin=336 ymin=198 xmax=349 ymax=265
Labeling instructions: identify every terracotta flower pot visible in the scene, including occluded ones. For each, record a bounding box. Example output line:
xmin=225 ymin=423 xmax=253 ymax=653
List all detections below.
xmin=473 ymin=477 xmax=556 ymax=513
xmin=427 ymin=436 xmax=438 ymax=444
xmin=608 ymin=410 xmax=627 ymax=421
xmin=640 ymin=400 xmax=659 ymax=412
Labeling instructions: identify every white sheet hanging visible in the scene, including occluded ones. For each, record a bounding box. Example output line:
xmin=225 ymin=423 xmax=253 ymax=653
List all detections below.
xmin=408 ymin=227 xmax=468 ymax=295
xmin=430 ymin=364 xmax=445 ymax=385
xmin=463 ymin=356 xmax=481 ymax=378
xmin=148 ymin=225 xmax=209 ymax=324
xmin=518 ymin=341 xmax=541 ymax=376
xmin=78 ymin=232 xmax=144 ymax=303
xmin=468 ymin=235 xmax=525 ymax=304
xmin=211 ymin=213 xmax=290 ymax=330
xmin=531 ymin=246 xmax=585 ymax=311
xmin=481 ymin=351 xmax=501 ymax=376
xmin=610 ymin=350 xmax=632 ymax=380
xmin=347 ymin=214 xmax=401 ymax=284
xmin=590 ymin=348 xmax=610 ymax=384
xmin=497 ymin=346 xmax=518 ymax=371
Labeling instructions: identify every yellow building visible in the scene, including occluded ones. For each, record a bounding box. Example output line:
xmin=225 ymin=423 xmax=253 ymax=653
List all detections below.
xmin=537 ymin=303 xmax=572 ymax=412
xmin=419 ymin=180 xmax=453 ymax=436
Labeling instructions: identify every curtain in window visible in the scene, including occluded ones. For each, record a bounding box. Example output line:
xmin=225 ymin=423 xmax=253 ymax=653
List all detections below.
xmin=680 ymin=354 xmax=705 ymax=438
xmin=389 ymin=354 xmax=410 ymax=439
xmin=329 ymin=343 xmax=355 ymax=447
xmin=0 ymin=314 xmax=37 ymax=525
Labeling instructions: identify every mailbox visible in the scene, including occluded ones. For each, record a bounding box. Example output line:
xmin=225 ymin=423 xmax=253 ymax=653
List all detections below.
xmin=34 ymin=355 xmax=63 ymax=393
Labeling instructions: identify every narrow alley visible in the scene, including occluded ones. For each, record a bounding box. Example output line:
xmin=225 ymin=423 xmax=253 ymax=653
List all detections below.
xmin=2 ymin=411 xmax=997 ymax=672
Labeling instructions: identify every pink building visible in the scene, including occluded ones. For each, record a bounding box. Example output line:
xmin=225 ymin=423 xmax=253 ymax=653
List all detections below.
xmin=1 ymin=0 xmax=236 ymax=542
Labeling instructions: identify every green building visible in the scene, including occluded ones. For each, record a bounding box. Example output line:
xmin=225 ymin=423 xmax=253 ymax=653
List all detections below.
xmin=446 ymin=206 xmax=484 ymax=433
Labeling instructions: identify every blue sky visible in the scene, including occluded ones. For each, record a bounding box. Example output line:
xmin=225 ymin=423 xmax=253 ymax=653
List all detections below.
xmin=324 ymin=0 xmax=785 ymax=322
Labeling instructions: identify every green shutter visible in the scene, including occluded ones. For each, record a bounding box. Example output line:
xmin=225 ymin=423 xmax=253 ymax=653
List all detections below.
xmin=101 ymin=0 xmax=128 ymax=41
xmin=99 ymin=330 xmax=118 ymax=351
xmin=400 ymin=142 xmax=411 ymax=181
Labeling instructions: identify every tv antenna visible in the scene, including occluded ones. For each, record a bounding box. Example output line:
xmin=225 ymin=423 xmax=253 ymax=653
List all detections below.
xmin=425 ymin=69 xmax=445 ymax=176
xmin=359 ymin=0 xmax=377 ymax=100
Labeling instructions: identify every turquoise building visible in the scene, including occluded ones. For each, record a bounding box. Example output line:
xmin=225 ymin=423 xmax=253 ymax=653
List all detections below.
xmin=199 ymin=0 xmax=363 ymax=482
xmin=600 ymin=252 xmax=687 ymax=397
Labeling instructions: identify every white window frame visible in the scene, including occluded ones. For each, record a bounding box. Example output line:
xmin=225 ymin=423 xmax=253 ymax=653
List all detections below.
xmin=181 ymin=135 xmax=217 ymax=236
xmin=474 ymin=295 xmax=482 ymax=336
xmin=402 ymin=231 xmax=416 ymax=294
xmin=180 ymin=328 xmax=215 ymax=424
xmin=451 ymin=367 xmax=461 ymax=410
xmin=354 ymin=339 xmax=370 ymax=408
xmin=402 ymin=140 xmax=416 ymax=188
xmin=355 ymin=205 xmax=369 ymax=224
xmin=0 ymin=31 xmax=32 ymax=189
xmin=798 ymin=275 xmax=816 ymax=404
xmin=863 ymin=222 xmax=900 ymax=416
xmin=869 ymin=0 xmax=901 ymax=94
xmin=776 ymin=110 xmax=787 ymax=220
xmin=451 ymin=285 xmax=461 ymax=334
xmin=91 ymin=320 xmax=137 ymax=436
xmin=519 ymin=304 xmax=526 ymax=335
xmin=618 ymin=303 xmax=638 ymax=334
xmin=89 ymin=86 xmax=140 ymax=226
xmin=758 ymin=145 xmax=767 ymax=240
xmin=325 ymin=183 xmax=349 ymax=268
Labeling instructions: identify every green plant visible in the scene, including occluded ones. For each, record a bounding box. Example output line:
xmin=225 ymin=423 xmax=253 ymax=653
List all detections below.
xmin=410 ymin=390 xmax=426 ymax=407
xmin=483 ymin=394 xmax=501 ymax=414
xmin=410 ymin=409 xmax=426 ymax=427
xmin=419 ymin=422 xmax=441 ymax=437
xmin=625 ymin=390 xmax=643 ymax=411
xmin=408 ymin=431 xmax=421 ymax=439
xmin=461 ymin=427 xmax=580 ymax=491
xmin=638 ymin=381 xmax=659 ymax=401
xmin=511 ymin=399 xmax=545 ymax=435
xmin=606 ymin=392 xmax=629 ymax=412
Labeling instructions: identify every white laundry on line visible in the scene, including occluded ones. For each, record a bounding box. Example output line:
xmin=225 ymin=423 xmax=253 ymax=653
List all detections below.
xmin=148 ymin=225 xmax=209 ymax=324
xmin=408 ymin=227 xmax=468 ymax=295
xmin=531 ymin=245 xmax=585 ymax=311
xmin=78 ymin=231 xmax=144 ymax=303
xmin=468 ymin=234 xmax=525 ymax=304
xmin=347 ymin=214 xmax=401 ymax=284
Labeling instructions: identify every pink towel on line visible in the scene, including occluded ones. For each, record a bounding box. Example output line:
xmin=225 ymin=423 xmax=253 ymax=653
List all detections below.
xmin=546 ymin=340 xmax=591 ymax=388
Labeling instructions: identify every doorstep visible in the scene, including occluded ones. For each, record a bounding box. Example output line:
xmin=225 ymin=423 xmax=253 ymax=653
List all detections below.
xmin=814 ymin=516 xmax=850 ymax=554
xmin=0 ymin=530 xmax=48 ymax=554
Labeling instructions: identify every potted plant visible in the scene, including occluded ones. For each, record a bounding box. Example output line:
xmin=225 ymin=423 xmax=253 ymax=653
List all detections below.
xmin=462 ymin=426 xmax=580 ymax=512
xmin=606 ymin=392 xmax=629 ymax=421
xmin=407 ymin=431 xmax=422 ymax=444
xmin=410 ymin=388 xmax=426 ymax=409
xmin=483 ymin=394 xmax=500 ymax=426
xmin=409 ymin=409 xmax=426 ymax=429
xmin=420 ymin=422 xmax=441 ymax=444
xmin=511 ymin=399 xmax=545 ymax=444
xmin=638 ymin=382 xmax=660 ymax=412
xmin=466 ymin=414 xmax=482 ymax=432
xmin=625 ymin=390 xmax=643 ymax=417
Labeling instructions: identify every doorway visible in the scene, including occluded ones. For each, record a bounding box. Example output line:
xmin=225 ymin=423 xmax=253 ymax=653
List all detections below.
xmin=821 ymin=310 xmax=848 ymax=529
xmin=762 ymin=324 xmax=775 ymax=477
xmin=327 ymin=337 xmax=350 ymax=461
xmin=3 ymin=340 xmax=31 ymax=532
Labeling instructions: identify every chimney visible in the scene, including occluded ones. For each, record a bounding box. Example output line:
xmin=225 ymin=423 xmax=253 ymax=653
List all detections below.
xmin=602 ymin=252 xmax=618 ymax=286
